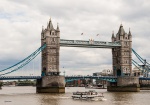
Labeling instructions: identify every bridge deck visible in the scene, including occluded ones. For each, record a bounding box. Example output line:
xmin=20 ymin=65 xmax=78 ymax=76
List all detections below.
xmin=0 ymin=76 xmax=41 ymax=80
xmin=0 ymin=76 xmax=149 ymax=81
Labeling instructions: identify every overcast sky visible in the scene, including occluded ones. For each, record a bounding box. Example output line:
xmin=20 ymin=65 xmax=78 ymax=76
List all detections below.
xmin=0 ymin=0 xmax=150 ymax=76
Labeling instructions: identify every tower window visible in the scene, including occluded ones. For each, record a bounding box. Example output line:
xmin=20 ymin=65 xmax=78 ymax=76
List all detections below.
xmin=53 ymin=38 xmax=55 ymax=41
xmin=42 ymin=34 xmax=44 ymax=38
xmin=49 ymin=66 xmax=52 ymax=70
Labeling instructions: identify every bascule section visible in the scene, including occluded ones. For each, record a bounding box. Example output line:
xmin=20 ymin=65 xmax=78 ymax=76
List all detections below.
xmin=36 ymin=19 xmax=65 ymax=93
xmin=108 ymin=24 xmax=140 ymax=92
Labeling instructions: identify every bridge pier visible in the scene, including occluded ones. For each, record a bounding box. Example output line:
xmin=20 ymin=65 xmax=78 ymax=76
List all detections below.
xmin=107 ymin=76 xmax=140 ymax=92
xmin=140 ymin=79 xmax=150 ymax=90
xmin=36 ymin=76 xmax=65 ymax=93
xmin=37 ymin=18 xmax=65 ymax=93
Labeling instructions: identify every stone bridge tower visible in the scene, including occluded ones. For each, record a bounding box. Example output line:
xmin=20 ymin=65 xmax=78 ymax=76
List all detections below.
xmin=36 ymin=18 xmax=65 ymax=93
xmin=108 ymin=25 xmax=140 ymax=92
xmin=112 ymin=24 xmax=132 ymax=76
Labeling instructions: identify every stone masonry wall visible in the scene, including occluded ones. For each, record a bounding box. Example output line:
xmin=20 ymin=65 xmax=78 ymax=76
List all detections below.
xmin=42 ymin=76 xmax=65 ymax=87
xmin=117 ymin=76 xmax=139 ymax=86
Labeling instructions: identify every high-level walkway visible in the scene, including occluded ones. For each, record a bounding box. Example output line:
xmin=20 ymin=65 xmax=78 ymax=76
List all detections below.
xmin=60 ymin=39 xmax=121 ymax=48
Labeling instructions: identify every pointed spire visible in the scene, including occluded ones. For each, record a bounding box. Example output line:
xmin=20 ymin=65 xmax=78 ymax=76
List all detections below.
xmin=56 ymin=23 xmax=60 ymax=32
xmin=112 ymin=31 xmax=115 ymax=38
xmin=118 ymin=24 xmax=125 ymax=35
xmin=47 ymin=17 xmax=54 ymax=30
xmin=120 ymin=23 xmax=123 ymax=27
xmin=42 ymin=26 xmax=44 ymax=30
xmin=41 ymin=26 xmax=44 ymax=33
xmin=128 ymin=28 xmax=132 ymax=36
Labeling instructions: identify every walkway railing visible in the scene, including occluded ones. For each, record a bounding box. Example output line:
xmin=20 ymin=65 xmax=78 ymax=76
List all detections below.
xmin=60 ymin=39 xmax=121 ymax=48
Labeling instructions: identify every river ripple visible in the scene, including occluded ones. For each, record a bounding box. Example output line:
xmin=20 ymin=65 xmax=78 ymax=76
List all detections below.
xmin=0 ymin=86 xmax=150 ymax=105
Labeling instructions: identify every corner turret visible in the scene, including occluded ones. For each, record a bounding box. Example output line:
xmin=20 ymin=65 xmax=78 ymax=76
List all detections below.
xmin=56 ymin=23 xmax=60 ymax=32
xmin=128 ymin=28 xmax=132 ymax=41
xmin=41 ymin=26 xmax=44 ymax=33
xmin=111 ymin=31 xmax=115 ymax=42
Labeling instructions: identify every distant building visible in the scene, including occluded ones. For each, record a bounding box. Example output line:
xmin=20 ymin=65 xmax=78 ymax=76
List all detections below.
xmin=93 ymin=72 xmax=101 ymax=76
xmin=92 ymin=69 xmax=113 ymax=88
xmin=132 ymin=65 xmax=150 ymax=77
xmin=93 ymin=69 xmax=113 ymax=76
xmin=132 ymin=66 xmax=142 ymax=77
xmin=101 ymin=69 xmax=113 ymax=76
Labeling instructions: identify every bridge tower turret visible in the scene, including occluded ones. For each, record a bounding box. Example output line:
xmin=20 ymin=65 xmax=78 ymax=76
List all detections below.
xmin=36 ymin=18 xmax=65 ymax=93
xmin=111 ymin=31 xmax=115 ymax=42
xmin=112 ymin=24 xmax=132 ymax=76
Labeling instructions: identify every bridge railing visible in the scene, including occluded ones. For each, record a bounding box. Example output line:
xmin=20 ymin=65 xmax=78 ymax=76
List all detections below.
xmin=0 ymin=76 xmax=41 ymax=80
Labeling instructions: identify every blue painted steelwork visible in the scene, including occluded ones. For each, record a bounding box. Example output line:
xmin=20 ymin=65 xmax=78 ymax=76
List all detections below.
xmin=132 ymin=49 xmax=150 ymax=76
xmin=139 ymin=77 xmax=150 ymax=80
xmin=0 ymin=44 xmax=46 ymax=76
xmin=132 ymin=49 xmax=145 ymax=64
xmin=0 ymin=76 xmax=150 ymax=81
xmin=65 ymin=76 xmax=150 ymax=82
xmin=60 ymin=39 xmax=121 ymax=48
xmin=132 ymin=59 xmax=142 ymax=70
xmin=65 ymin=76 xmax=117 ymax=82
xmin=132 ymin=49 xmax=150 ymax=67
xmin=0 ymin=76 xmax=41 ymax=80
xmin=65 ymin=78 xmax=80 ymax=82
xmin=0 ymin=76 xmax=116 ymax=81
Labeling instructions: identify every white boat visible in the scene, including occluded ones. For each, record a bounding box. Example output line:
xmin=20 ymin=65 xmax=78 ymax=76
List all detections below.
xmin=72 ymin=90 xmax=106 ymax=101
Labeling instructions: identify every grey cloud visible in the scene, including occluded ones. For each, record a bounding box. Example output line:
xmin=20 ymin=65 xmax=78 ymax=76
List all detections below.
xmin=0 ymin=0 xmax=150 ymax=76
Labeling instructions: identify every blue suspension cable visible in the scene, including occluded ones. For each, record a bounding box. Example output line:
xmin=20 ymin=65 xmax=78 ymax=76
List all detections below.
xmin=132 ymin=59 xmax=142 ymax=70
xmin=132 ymin=49 xmax=145 ymax=64
xmin=132 ymin=59 xmax=150 ymax=74
xmin=0 ymin=50 xmax=40 ymax=76
xmin=132 ymin=49 xmax=150 ymax=67
xmin=0 ymin=44 xmax=46 ymax=76
xmin=0 ymin=44 xmax=45 ymax=72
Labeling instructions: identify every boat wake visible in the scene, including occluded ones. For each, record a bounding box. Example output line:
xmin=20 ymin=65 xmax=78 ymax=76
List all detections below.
xmin=59 ymin=97 xmax=71 ymax=99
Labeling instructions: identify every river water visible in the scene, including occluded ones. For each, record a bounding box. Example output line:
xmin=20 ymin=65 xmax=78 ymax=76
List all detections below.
xmin=0 ymin=86 xmax=150 ymax=105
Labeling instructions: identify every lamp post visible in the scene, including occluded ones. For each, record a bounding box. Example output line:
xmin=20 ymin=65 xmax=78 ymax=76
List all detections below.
xmin=63 ymin=71 xmax=66 ymax=77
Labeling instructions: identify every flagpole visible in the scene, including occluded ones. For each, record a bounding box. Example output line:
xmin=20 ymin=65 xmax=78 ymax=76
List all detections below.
xmin=81 ymin=33 xmax=83 ymax=40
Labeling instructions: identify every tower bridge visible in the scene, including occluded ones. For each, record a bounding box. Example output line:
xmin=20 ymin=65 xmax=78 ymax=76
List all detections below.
xmin=0 ymin=18 xmax=150 ymax=92
xmin=35 ymin=18 xmax=139 ymax=92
